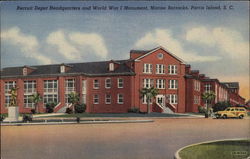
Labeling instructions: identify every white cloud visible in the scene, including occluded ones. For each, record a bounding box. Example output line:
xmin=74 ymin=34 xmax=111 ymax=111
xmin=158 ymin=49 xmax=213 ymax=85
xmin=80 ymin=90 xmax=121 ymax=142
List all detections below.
xmin=46 ymin=30 xmax=80 ymax=60
xmin=1 ymin=27 xmax=54 ymax=64
xmin=1 ymin=27 xmax=109 ymax=65
xmin=69 ymin=32 xmax=108 ymax=59
xmin=186 ymin=26 xmax=249 ymax=59
xmin=135 ymin=29 xmax=220 ymax=62
xmin=46 ymin=30 xmax=108 ymax=60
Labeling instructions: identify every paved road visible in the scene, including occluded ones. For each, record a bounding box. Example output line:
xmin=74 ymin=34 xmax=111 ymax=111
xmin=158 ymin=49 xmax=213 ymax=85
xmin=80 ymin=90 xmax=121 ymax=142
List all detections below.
xmin=1 ymin=118 xmax=249 ymax=159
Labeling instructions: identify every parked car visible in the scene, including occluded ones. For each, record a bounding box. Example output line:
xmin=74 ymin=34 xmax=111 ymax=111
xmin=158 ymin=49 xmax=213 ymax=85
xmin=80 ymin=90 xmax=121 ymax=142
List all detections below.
xmin=215 ymin=107 xmax=247 ymax=119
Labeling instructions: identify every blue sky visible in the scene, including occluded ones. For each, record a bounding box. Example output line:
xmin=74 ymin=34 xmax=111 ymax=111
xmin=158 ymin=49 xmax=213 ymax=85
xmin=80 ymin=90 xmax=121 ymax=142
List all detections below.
xmin=1 ymin=1 xmax=249 ymax=98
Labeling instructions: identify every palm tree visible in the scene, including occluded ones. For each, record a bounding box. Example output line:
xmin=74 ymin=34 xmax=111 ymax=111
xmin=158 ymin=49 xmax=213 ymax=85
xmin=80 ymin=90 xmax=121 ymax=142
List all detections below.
xmin=68 ymin=92 xmax=80 ymax=113
xmin=140 ymin=87 xmax=159 ymax=114
xmin=30 ymin=93 xmax=42 ymax=113
xmin=202 ymin=91 xmax=216 ymax=118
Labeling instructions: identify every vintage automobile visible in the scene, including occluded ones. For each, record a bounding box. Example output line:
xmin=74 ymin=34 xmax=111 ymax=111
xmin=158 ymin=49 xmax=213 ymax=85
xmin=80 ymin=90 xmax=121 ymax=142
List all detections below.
xmin=215 ymin=107 xmax=247 ymax=119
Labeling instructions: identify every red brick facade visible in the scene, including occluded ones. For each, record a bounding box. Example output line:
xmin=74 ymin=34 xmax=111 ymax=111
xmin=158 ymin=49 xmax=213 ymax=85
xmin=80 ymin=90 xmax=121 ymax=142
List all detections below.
xmin=0 ymin=47 xmax=246 ymax=114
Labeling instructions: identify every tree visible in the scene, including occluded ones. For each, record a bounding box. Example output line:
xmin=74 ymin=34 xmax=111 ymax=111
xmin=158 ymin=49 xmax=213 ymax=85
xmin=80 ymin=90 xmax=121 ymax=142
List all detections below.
xmin=139 ymin=87 xmax=159 ymax=114
xmin=30 ymin=93 xmax=42 ymax=113
xmin=202 ymin=91 xmax=216 ymax=118
xmin=68 ymin=92 xmax=80 ymax=113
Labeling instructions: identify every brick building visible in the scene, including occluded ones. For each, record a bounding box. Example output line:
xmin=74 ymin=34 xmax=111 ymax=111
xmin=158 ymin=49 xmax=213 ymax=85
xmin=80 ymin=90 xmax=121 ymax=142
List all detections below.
xmin=0 ymin=46 xmax=245 ymax=114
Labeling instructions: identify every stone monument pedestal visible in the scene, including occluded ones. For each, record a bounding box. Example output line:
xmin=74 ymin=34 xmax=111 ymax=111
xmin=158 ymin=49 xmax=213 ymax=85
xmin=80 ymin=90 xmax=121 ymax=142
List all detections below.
xmin=5 ymin=106 xmax=19 ymax=122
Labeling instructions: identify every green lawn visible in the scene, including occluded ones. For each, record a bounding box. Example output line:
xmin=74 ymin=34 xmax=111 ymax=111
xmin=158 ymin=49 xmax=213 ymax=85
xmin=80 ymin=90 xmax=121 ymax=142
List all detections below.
xmin=179 ymin=140 xmax=250 ymax=159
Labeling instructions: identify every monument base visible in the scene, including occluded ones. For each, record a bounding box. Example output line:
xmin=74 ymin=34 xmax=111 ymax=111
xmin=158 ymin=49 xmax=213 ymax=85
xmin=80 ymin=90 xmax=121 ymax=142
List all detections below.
xmin=4 ymin=107 xmax=19 ymax=122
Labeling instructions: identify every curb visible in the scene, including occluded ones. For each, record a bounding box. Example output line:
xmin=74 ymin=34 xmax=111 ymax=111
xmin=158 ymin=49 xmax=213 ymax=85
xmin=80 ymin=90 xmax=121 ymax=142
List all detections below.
xmin=174 ymin=138 xmax=249 ymax=159
xmin=1 ymin=119 xmax=154 ymax=126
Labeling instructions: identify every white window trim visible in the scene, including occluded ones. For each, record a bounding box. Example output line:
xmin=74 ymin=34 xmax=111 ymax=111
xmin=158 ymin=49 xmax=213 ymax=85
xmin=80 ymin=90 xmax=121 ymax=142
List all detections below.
xmin=24 ymin=94 xmax=35 ymax=108
xmin=156 ymin=79 xmax=165 ymax=89
xmin=93 ymin=95 xmax=99 ymax=104
xmin=105 ymin=78 xmax=111 ymax=89
xmin=60 ymin=65 xmax=65 ymax=73
xmin=143 ymin=63 xmax=153 ymax=74
xmin=24 ymin=80 xmax=36 ymax=94
xmin=142 ymin=95 xmax=152 ymax=104
xmin=117 ymin=78 xmax=124 ymax=88
xmin=65 ymin=79 xmax=75 ymax=93
xmin=169 ymin=80 xmax=178 ymax=89
xmin=117 ymin=94 xmax=124 ymax=104
xmin=169 ymin=94 xmax=178 ymax=104
xmin=109 ymin=63 xmax=114 ymax=71
xmin=82 ymin=80 xmax=87 ymax=94
xmin=44 ymin=80 xmax=58 ymax=93
xmin=43 ymin=94 xmax=58 ymax=105
xmin=204 ymin=84 xmax=211 ymax=93
xmin=156 ymin=64 xmax=165 ymax=74
xmin=105 ymin=94 xmax=111 ymax=104
xmin=93 ymin=79 xmax=99 ymax=89
xmin=143 ymin=79 xmax=154 ymax=88
xmin=168 ymin=65 xmax=177 ymax=75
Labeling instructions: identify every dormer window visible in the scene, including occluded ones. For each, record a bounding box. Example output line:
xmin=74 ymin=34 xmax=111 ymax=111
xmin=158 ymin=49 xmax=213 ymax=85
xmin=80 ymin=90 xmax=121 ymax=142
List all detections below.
xmin=109 ymin=63 xmax=114 ymax=71
xmin=23 ymin=68 xmax=27 ymax=76
xmin=60 ymin=65 xmax=65 ymax=73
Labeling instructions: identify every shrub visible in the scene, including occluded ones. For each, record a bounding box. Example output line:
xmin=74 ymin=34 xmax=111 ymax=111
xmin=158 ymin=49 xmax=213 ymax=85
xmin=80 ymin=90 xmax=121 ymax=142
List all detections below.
xmin=213 ymin=101 xmax=231 ymax=112
xmin=75 ymin=104 xmax=86 ymax=113
xmin=31 ymin=109 xmax=36 ymax=114
xmin=23 ymin=114 xmax=32 ymax=122
xmin=0 ymin=115 xmax=5 ymax=122
xmin=128 ymin=107 xmax=140 ymax=113
xmin=65 ymin=108 xmax=73 ymax=114
xmin=46 ymin=102 xmax=56 ymax=113
xmin=198 ymin=106 xmax=206 ymax=113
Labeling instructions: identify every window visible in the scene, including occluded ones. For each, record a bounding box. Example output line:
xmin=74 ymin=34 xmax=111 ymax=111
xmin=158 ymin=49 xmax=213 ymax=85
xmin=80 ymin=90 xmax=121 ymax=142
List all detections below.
xmin=204 ymin=84 xmax=211 ymax=93
xmin=93 ymin=79 xmax=99 ymax=89
xmin=60 ymin=65 xmax=65 ymax=73
xmin=82 ymin=80 xmax=87 ymax=94
xmin=118 ymin=78 xmax=124 ymax=88
xmin=169 ymin=80 xmax=178 ymax=89
xmin=5 ymin=96 xmax=11 ymax=107
xmin=117 ymin=94 xmax=124 ymax=104
xmin=23 ymin=68 xmax=27 ymax=75
xmin=143 ymin=64 xmax=152 ymax=74
xmin=44 ymin=94 xmax=58 ymax=104
xmin=105 ymin=94 xmax=111 ymax=104
xmin=105 ymin=78 xmax=111 ymax=88
xmin=168 ymin=65 xmax=177 ymax=75
xmin=169 ymin=94 xmax=178 ymax=104
xmin=4 ymin=81 xmax=16 ymax=94
xmin=65 ymin=79 xmax=75 ymax=105
xmin=156 ymin=79 xmax=165 ymax=89
xmin=157 ymin=53 xmax=163 ymax=59
xmin=109 ymin=63 xmax=114 ymax=71
xmin=93 ymin=94 xmax=99 ymax=104
xmin=143 ymin=79 xmax=154 ymax=88
xmin=82 ymin=80 xmax=87 ymax=104
xmin=24 ymin=95 xmax=35 ymax=108
xmin=65 ymin=79 xmax=75 ymax=93
xmin=44 ymin=80 xmax=58 ymax=93
xmin=142 ymin=95 xmax=152 ymax=104
xmin=194 ymin=80 xmax=200 ymax=91
xmin=194 ymin=96 xmax=200 ymax=104
xmin=156 ymin=64 xmax=165 ymax=74
xmin=24 ymin=80 xmax=36 ymax=93
xmin=23 ymin=81 xmax=36 ymax=108
xmin=44 ymin=80 xmax=58 ymax=105
xmin=82 ymin=94 xmax=86 ymax=104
